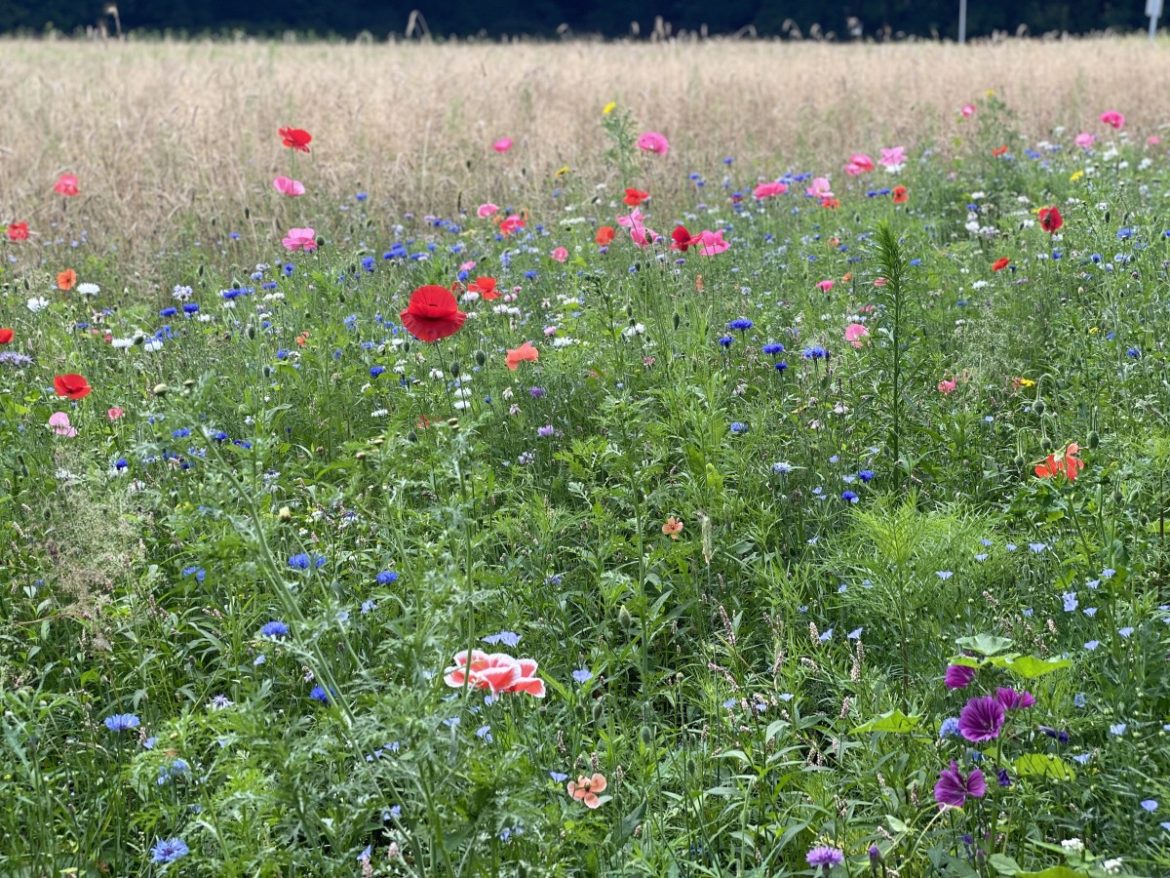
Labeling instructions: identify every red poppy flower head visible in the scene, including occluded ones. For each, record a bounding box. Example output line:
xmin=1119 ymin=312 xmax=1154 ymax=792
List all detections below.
xmin=54 ymin=174 xmax=80 ymax=197
xmin=623 ymin=188 xmax=649 ymax=207
xmin=892 ymin=185 xmax=908 ymax=204
xmin=6 ymin=222 xmax=30 ymax=242
xmin=54 ymin=373 xmax=93 ymax=400
xmin=1038 ymin=206 xmax=1063 ymax=234
xmin=400 ymin=285 xmax=467 ymax=343
xmin=992 ymin=257 xmax=1010 ymax=272
xmin=671 ymin=225 xmax=693 ymax=251
xmin=278 ymin=127 xmax=312 ymax=153
xmin=992 ymin=145 xmax=1009 ymax=157
xmin=595 ymin=226 xmax=615 ymax=246
xmin=0 ymin=328 xmax=12 ymax=344
xmin=469 ymin=276 xmax=499 ymax=300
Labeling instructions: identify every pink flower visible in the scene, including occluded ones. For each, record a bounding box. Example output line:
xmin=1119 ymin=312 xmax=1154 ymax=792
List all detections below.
xmin=880 ymin=146 xmax=906 ymax=170
xmin=753 ymin=181 xmax=788 ymax=200
xmin=691 ymin=229 xmax=729 ymax=256
xmin=492 ymin=137 xmax=513 ymax=153
xmin=281 ymin=227 xmax=317 ymax=252
xmin=443 ymin=649 xmax=545 ymax=697
xmin=844 ymin=323 xmax=869 ymax=348
xmin=636 ymin=131 xmax=670 ymax=155
xmin=54 ymin=173 xmax=80 ymax=197
xmin=477 ymin=203 xmax=500 ymax=219
xmin=550 ymin=246 xmax=569 ymax=263
xmin=48 ymin=412 xmax=77 ymax=437
xmin=499 ymin=215 xmax=525 ymax=236
xmin=844 ymin=153 xmax=874 ymax=176
xmin=1099 ymin=110 xmax=1125 ymax=130
xmin=1148 ymin=135 xmax=1162 ymax=147
xmin=459 ymin=260 xmax=477 ymax=272
xmin=938 ymin=379 xmax=957 ymax=395
xmin=616 ymin=208 xmax=645 ymax=230
xmin=960 ymin=103 xmax=976 ymax=118
xmin=816 ymin=279 xmax=835 ymax=293
xmin=806 ymin=177 xmax=833 ymax=199
xmin=107 ymin=406 xmax=125 ymax=421
xmin=273 ymin=176 xmax=305 ymax=197
xmin=567 ymin=773 xmax=607 ymax=809
xmin=1075 ymin=132 xmax=1096 ymax=149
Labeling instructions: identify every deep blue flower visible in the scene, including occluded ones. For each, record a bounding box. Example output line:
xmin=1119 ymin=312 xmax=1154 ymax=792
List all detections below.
xmin=151 ymin=838 xmax=189 ymax=864
xmin=260 ymin=621 xmax=289 ymax=639
xmin=730 ymin=422 xmax=748 ymax=434
xmin=1117 ymin=227 xmax=1135 ymax=240
xmin=774 ymin=361 xmax=788 ymax=372
xmin=842 ymin=490 xmax=859 ymax=503
xmin=858 ymin=469 xmax=875 ymax=483
xmin=718 ymin=335 xmax=734 ymax=348
xmin=182 ymin=303 xmax=199 ymax=315
xmin=376 ymin=570 xmax=399 ymax=585
xmin=310 ymin=685 xmax=330 ymax=703
xmin=728 ymin=318 xmax=754 ymax=331
xmin=104 ymin=713 xmax=141 ymax=732
xmin=762 ymin=342 xmax=785 ymax=355
xmin=802 ymin=345 xmax=828 ymax=360
xmin=370 ymin=365 xmax=385 ymax=378
xmin=159 ymin=307 xmax=177 ymax=318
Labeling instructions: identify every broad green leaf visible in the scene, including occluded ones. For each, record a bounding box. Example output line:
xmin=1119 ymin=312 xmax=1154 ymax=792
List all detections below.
xmin=886 ymin=815 xmax=910 ymax=834
xmin=955 ymin=634 xmax=1014 ymax=656
xmin=988 ymin=853 xmax=1021 ymax=875
xmin=1014 ymin=753 xmax=1076 ymax=781
xmin=1017 ymin=867 xmax=1083 ymax=878
xmin=852 ymin=710 xmax=922 ymax=734
xmin=995 ymin=655 xmax=1072 ymax=679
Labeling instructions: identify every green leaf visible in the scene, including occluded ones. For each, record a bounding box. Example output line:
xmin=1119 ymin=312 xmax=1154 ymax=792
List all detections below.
xmin=852 ymin=710 xmax=922 ymax=734
xmin=992 ymin=655 xmax=1072 ymax=679
xmin=988 ymin=853 xmax=1022 ymax=875
xmin=1017 ymin=867 xmax=1083 ymax=878
xmin=1013 ymin=753 xmax=1076 ymax=781
xmin=885 ymin=815 xmax=911 ymax=834
xmin=955 ymin=634 xmax=1014 ymax=656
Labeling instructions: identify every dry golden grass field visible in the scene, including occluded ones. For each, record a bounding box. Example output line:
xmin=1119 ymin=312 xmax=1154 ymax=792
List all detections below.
xmin=2 ymin=36 xmax=1170 ymax=276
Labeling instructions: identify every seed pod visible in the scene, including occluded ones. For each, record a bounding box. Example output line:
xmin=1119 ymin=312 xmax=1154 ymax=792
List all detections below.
xmin=1033 ymin=399 xmax=1046 ymax=415
xmin=474 ymin=350 xmax=486 ymax=367
xmin=618 ymin=605 xmax=633 ymax=629
xmin=449 ymin=362 xmax=461 ymax=377
xmin=1087 ymin=431 xmax=1100 ymax=449
xmin=639 ymin=725 xmax=654 ymax=746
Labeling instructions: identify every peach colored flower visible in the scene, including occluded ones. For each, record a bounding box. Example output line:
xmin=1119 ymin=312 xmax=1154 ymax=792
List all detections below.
xmin=662 ymin=516 xmax=683 ymax=539
xmin=567 ymin=773 xmax=608 ymax=808
xmin=443 ymin=649 xmax=545 ymax=697
xmin=505 ymin=341 xmax=539 ymax=371
xmin=753 ymin=181 xmax=787 ymax=199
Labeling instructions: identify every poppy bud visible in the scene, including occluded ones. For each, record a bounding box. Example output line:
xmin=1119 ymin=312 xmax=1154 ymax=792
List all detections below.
xmin=356 ymin=451 xmax=367 ymax=461
xmin=247 ymin=325 xmax=256 ymax=339
xmin=406 ymin=431 xmax=418 ymax=443
xmin=152 ymin=383 xmax=169 ymax=396
xmin=1088 ymin=431 xmax=1100 ymax=449
xmin=1033 ymin=400 xmax=1045 ymax=415
xmin=1113 ymin=489 xmax=1124 ymax=504
xmin=639 ymin=725 xmax=654 ymax=746
xmin=618 ymin=605 xmax=633 ymax=629
xmin=449 ymin=362 xmax=461 ymax=377
xmin=1013 ymin=454 xmax=1025 ymax=468
xmin=447 ymin=417 xmax=460 ymax=431
xmin=315 ymin=447 xmax=325 ymax=455
xmin=277 ymin=506 xmax=292 ymax=521
xmin=591 ymin=699 xmax=605 ymax=724
xmin=672 ymin=313 xmax=681 ymax=331
xmin=262 ymin=366 xmax=273 ymax=378
xmin=316 ymin=236 xmax=325 ymax=248
xmin=626 ymin=304 xmax=634 ymax=318
xmin=475 ymin=350 xmax=487 ymax=366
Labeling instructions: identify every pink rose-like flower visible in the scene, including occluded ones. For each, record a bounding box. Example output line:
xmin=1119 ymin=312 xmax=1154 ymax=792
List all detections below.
xmin=1075 ymin=132 xmax=1096 ymax=149
xmin=273 ymin=176 xmax=306 ymax=197
xmin=960 ymin=103 xmax=976 ymax=118
xmin=477 ymin=203 xmax=499 ymax=219
xmin=844 ymin=323 xmax=869 ymax=348
xmin=492 ymin=137 xmax=513 ymax=153
xmin=938 ymin=379 xmax=957 ymax=394
xmin=636 ymin=131 xmax=670 ymax=155
xmin=281 ymin=227 xmax=317 ymax=252
xmin=753 ymin=181 xmax=788 ymax=200
xmin=1099 ymin=110 xmax=1125 ymax=130
xmin=48 ymin=412 xmax=77 ymax=437
xmin=844 ymin=153 xmax=874 ymax=176
xmin=550 ymin=246 xmax=569 ymax=263
xmin=107 ymin=407 xmax=125 ymax=421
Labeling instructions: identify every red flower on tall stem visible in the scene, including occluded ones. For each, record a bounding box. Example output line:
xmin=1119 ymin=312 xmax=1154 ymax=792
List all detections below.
xmin=399 ymin=285 xmax=466 ymax=343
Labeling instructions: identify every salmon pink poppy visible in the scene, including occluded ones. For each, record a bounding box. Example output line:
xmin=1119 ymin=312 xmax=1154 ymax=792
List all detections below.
xmin=806 ymin=177 xmax=833 ymax=199
xmin=623 ymin=188 xmax=649 ymax=207
xmin=54 ymin=373 xmax=92 ymax=400
xmin=636 ymin=131 xmax=670 ymax=155
xmin=845 ymin=323 xmax=869 ymax=348
xmin=691 ymin=230 xmax=729 ymax=256
xmin=282 ymin=227 xmax=317 ymax=252
xmin=753 ymin=181 xmax=787 ymax=199
xmin=54 ymin=173 xmax=79 ymax=197
xmin=273 ymin=176 xmax=305 ymax=197
xmin=6 ymin=222 xmax=29 ymax=241
xmin=961 ymin=103 xmax=976 ymax=118
xmin=477 ymin=203 xmax=499 ymax=219
xmin=1038 ymin=206 xmax=1063 ymax=233
xmin=662 ymin=516 xmax=684 ymax=539
xmin=938 ymin=379 xmax=957 ymax=394
xmin=817 ymin=279 xmax=835 ymax=293
xmin=499 ymin=214 xmax=525 ymax=236
xmin=567 ymin=773 xmax=607 ymax=808
xmin=550 ymin=246 xmax=568 ymax=263
xmin=1075 ymin=132 xmax=1096 ymax=149
xmin=492 ymin=137 xmax=513 ymax=153
xmin=278 ymin=127 xmax=312 ymax=152
xmin=469 ymin=276 xmax=499 ymax=300
xmin=400 ymin=285 xmax=466 ymax=343
xmin=505 ymin=341 xmax=539 ymax=370
xmin=892 ymin=185 xmax=908 ymax=204
xmin=57 ymin=269 xmax=77 ymax=291
xmin=1099 ymin=110 xmax=1125 ymax=130
xmin=844 ymin=153 xmax=874 ymax=175
xmin=992 ymin=257 xmax=1010 ymax=272
xmin=0 ymin=328 xmax=12 ymax=344
xmin=443 ymin=649 xmax=545 ymax=697
xmin=595 ymin=226 xmax=615 ymax=246
xmin=107 ymin=406 xmax=125 ymax=421
xmin=48 ymin=412 xmax=78 ymax=437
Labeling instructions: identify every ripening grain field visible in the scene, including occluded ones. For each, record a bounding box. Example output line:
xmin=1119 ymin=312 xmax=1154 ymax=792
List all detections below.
xmin=3 ymin=35 xmax=1170 ymax=878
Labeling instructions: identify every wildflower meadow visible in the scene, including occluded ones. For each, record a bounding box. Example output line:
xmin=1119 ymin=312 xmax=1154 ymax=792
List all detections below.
xmin=3 ymin=35 xmax=1170 ymax=878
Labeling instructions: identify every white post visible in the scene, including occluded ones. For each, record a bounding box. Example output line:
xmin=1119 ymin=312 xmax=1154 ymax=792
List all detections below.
xmin=958 ymin=0 xmax=967 ymax=44
xmin=1149 ymin=0 xmax=1163 ymax=40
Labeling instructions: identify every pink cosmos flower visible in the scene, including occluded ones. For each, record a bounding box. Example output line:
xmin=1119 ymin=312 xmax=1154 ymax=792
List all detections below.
xmin=753 ymin=181 xmax=788 ymax=200
xmin=107 ymin=406 xmax=125 ymax=421
xmin=443 ymin=649 xmax=546 ymax=697
xmin=54 ymin=173 xmax=80 ymax=197
xmin=477 ymin=203 xmax=500 ymax=219
xmin=1075 ymin=132 xmax=1096 ymax=149
xmin=960 ymin=103 xmax=976 ymax=118
xmin=492 ymin=137 xmax=513 ymax=153
xmin=48 ymin=412 xmax=77 ymax=437
xmin=806 ymin=177 xmax=833 ymax=199
xmin=880 ymin=146 xmax=907 ymax=171
xmin=273 ymin=176 xmax=306 ymax=197
xmin=550 ymin=246 xmax=569 ymax=263
xmin=844 ymin=323 xmax=869 ymax=348
xmin=938 ymin=379 xmax=957 ymax=394
xmin=691 ymin=229 xmax=729 ymax=256
xmin=636 ymin=131 xmax=670 ymax=156
xmin=1099 ymin=110 xmax=1125 ymax=130
xmin=281 ymin=227 xmax=317 ymax=252
xmin=844 ymin=153 xmax=874 ymax=176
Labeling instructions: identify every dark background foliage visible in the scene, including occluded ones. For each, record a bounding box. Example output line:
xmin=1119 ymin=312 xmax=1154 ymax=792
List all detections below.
xmin=0 ymin=0 xmax=1156 ymax=40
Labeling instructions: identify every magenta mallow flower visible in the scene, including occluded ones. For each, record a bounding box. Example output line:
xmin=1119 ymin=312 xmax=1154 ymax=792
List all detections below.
xmin=806 ymin=845 xmax=845 ymax=869
xmin=959 ymin=695 xmax=1005 ymax=742
xmin=944 ymin=664 xmax=976 ymax=689
xmin=934 ymin=761 xmax=987 ymax=808
xmin=996 ymin=687 xmax=1035 ymax=710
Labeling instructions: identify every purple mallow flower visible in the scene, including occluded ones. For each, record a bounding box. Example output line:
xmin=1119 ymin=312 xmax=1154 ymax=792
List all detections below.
xmin=934 ymin=761 xmax=987 ymax=808
xmin=959 ymin=695 xmax=1005 ymax=742
xmin=945 ymin=664 xmax=976 ymax=689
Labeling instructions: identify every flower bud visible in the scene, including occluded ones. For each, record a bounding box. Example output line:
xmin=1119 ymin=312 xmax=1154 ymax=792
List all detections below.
xmin=618 ymin=606 xmax=633 ymax=629
xmin=277 ymin=506 xmax=292 ymax=521
xmin=1033 ymin=399 xmax=1046 ymax=415
xmin=152 ymin=383 xmax=169 ymax=396
xmin=1087 ymin=431 xmax=1100 ymax=449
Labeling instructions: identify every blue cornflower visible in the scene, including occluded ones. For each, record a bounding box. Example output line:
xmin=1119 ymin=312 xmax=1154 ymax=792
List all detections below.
xmin=858 ymin=469 xmax=875 ymax=482
xmin=841 ymin=490 xmax=859 ymax=503
xmin=730 ymin=422 xmax=748 ymax=434
xmin=482 ymin=631 xmax=521 ymax=648
xmin=718 ymin=335 xmax=734 ymax=348
xmin=260 ymin=621 xmax=289 ymax=639
xmin=370 ymin=365 xmax=385 ymax=377
xmin=151 ymin=838 xmax=189 ymax=864
xmin=104 ymin=713 xmax=141 ymax=732
xmin=289 ymin=553 xmax=311 ymax=570
xmin=1117 ymin=227 xmax=1134 ymax=240
xmin=762 ymin=342 xmax=785 ymax=355
xmin=774 ymin=360 xmax=788 ymax=372
xmin=182 ymin=303 xmax=199 ymax=315
xmin=376 ymin=570 xmax=399 ymax=585
xmin=310 ymin=686 xmax=331 ymax=703
xmin=1062 ymin=592 xmax=1078 ymax=612
xmin=572 ymin=668 xmax=593 ymax=684
xmin=801 ymin=345 xmax=828 ymax=360
xmin=939 ymin=717 xmax=961 ymax=738
xmin=1127 ymin=347 xmax=1141 ymax=358
xmin=159 ymin=307 xmax=177 ymax=317
xmin=728 ymin=318 xmax=754 ymax=331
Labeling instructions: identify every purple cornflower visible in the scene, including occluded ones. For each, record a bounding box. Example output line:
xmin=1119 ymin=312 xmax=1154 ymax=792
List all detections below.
xmin=934 ymin=761 xmax=987 ymax=808
xmin=959 ymin=695 xmax=1005 ymax=742
xmin=806 ymin=845 xmax=845 ymax=869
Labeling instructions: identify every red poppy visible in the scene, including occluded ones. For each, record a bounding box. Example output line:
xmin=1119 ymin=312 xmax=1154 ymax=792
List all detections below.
xmin=6 ymin=222 xmax=29 ymax=241
xmin=499 ymin=214 xmax=525 ymax=236
xmin=595 ymin=226 xmax=615 ymax=246
xmin=399 ymin=285 xmax=466 ymax=343
xmin=623 ymin=188 xmax=649 ymax=207
xmin=1035 ymin=443 xmax=1083 ymax=481
xmin=1038 ymin=206 xmax=1063 ymax=233
xmin=992 ymin=145 xmax=1008 ymax=157
xmin=992 ymin=257 xmax=1010 ymax=272
xmin=671 ymin=225 xmax=693 ymax=251
xmin=0 ymin=328 xmax=12 ymax=344
xmin=54 ymin=173 xmax=80 ymax=197
xmin=54 ymin=373 xmax=93 ymax=400
xmin=278 ymin=127 xmax=312 ymax=153
xmin=505 ymin=341 xmax=539 ymax=370
xmin=820 ymin=197 xmax=840 ymax=209
xmin=468 ymin=276 xmax=499 ymax=300
xmin=892 ymin=185 xmax=908 ymax=204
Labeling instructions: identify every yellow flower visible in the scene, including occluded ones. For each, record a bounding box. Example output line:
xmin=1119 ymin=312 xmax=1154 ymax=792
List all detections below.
xmin=602 ymin=101 xmax=617 ymax=116
xmin=1017 ymin=377 xmax=1035 ymax=388
xmin=985 ymin=89 xmax=996 ymax=98
xmin=1069 ymin=169 xmax=1085 ymax=182
xmin=555 ymin=165 xmax=571 ymax=178
xmin=1089 ymin=326 xmax=1099 ymax=335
